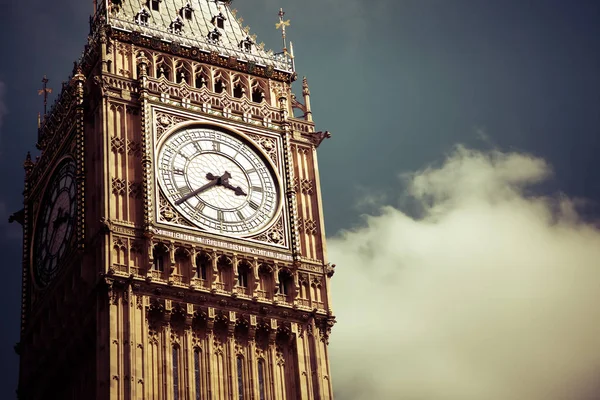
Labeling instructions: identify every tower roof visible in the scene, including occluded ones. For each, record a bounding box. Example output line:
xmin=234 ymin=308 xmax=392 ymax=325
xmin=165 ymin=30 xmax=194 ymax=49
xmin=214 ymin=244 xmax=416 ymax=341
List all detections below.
xmin=106 ymin=0 xmax=293 ymax=73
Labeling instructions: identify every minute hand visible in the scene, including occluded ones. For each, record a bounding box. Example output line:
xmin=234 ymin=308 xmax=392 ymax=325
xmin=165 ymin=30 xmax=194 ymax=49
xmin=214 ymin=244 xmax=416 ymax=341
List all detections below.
xmin=175 ymin=179 xmax=218 ymax=205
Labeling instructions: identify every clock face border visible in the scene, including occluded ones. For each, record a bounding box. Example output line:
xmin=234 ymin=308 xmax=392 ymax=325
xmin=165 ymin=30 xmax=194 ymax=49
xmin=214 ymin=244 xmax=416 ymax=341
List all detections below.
xmin=154 ymin=121 xmax=285 ymax=238
xmin=31 ymin=157 xmax=77 ymax=290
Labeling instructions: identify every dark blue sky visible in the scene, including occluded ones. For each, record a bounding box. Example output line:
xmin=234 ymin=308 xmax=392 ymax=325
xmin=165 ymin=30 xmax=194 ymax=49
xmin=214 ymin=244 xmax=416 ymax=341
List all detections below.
xmin=0 ymin=0 xmax=599 ymax=398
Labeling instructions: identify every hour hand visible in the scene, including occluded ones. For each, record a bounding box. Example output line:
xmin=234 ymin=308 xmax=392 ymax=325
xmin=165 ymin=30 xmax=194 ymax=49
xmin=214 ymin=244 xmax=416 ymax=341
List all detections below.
xmin=221 ymin=181 xmax=247 ymax=196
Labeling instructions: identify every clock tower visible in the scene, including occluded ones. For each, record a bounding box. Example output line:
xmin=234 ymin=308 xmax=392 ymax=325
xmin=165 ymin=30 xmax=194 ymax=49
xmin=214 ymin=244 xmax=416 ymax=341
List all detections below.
xmin=17 ymin=1 xmax=335 ymax=399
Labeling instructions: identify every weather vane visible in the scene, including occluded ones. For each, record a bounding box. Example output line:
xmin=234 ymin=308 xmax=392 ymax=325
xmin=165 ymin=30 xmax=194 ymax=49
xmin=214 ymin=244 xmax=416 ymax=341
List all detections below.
xmin=276 ymin=8 xmax=291 ymax=54
xmin=38 ymin=75 xmax=52 ymax=117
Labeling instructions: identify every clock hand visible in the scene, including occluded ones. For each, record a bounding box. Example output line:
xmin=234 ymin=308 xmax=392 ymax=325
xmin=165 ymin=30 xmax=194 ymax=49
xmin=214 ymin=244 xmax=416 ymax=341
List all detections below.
xmin=175 ymin=177 xmax=219 ymax=205
xmin=221 ymin=181 xmax=247 ymax=196
xmin=214 ymin=171 xmax=247 ymax=196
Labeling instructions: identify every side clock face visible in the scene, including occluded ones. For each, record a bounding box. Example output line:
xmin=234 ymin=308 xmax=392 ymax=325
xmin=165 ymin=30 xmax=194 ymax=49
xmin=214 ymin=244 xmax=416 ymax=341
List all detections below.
xmin=157 ymin=126 xmax=280 ymax=235
xmin=33 ymin=161 xmax=77 ymax=288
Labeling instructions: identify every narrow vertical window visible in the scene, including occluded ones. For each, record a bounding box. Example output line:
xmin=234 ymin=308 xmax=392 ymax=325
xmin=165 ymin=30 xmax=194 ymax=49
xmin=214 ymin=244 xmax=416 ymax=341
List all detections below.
xmin=194 ymin=349 xmax=201 ymax=400
xmin=237 ymin=265 xmax=248 ymax=288
xmin=153 ymin=249 xmax=164 ymax=272
xmin=173 ymin=347 xmax=180 ymax=400
xmin=258 ymin=359 xmax=266 ymax=400
xmin=196 ymin=254 xmax=208 ymax=280
xmin=237 ymin=356 xmax=244 ymax=400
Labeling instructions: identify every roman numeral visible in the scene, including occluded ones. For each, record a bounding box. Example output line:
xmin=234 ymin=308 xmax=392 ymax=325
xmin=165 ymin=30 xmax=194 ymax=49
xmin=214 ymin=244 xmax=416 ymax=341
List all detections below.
xmin=212 ymin=141 xmax=220 ymax=151
xmin=252 ymin=186 xmax=263 ymax=193
xmin=217 ymin=210 xmax=224 ymax=222
xmin=246 ymin=168 xmax=256 ymax=174
xmin=249 ymin=201 xmax=260 ymax=211
xmin=236 ymin=210 xmax=245 ymax=221
xmin=177 ymin=185 xmax=191 ymax=195
xmin=174 ymin=168 xmax=184 ymax=175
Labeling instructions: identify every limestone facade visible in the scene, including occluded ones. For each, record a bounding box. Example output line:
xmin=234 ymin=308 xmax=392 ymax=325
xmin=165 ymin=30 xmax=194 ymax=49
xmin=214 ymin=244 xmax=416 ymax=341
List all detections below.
xmin=17 ymin=1 xmax=335 ymax=399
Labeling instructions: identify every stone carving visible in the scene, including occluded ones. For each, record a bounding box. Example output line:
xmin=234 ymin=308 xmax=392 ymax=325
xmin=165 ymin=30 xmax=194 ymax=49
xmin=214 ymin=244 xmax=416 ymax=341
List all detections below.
xmin=127 ymin=139 xmax=141 ymax=156
xmin=128 ymin=181 xmax=142 ymax=198
xmin=249 ymin=217 xmax=285 ymax=246
xmin=300 ymin=179 xmax=314 ymax=195
xmin=155 ymin=112 xmax=187 ymax=141
xmin=111 ymin=137 xmax=126 ymax=154
xmin=157 ymin=192 xmax=194 ymax=228
xmin=112 ymin=178 xmax=127 ymax=196
xmin=247 ymin=133 xmax=278 ymax=165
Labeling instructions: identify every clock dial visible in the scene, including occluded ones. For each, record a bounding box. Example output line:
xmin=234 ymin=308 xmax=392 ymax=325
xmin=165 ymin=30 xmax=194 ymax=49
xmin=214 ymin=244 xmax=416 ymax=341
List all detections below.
xmin=157 ymin=126 xmax=280 ymax=235
xmin=33 ymin=160 xmax=77 ymax=288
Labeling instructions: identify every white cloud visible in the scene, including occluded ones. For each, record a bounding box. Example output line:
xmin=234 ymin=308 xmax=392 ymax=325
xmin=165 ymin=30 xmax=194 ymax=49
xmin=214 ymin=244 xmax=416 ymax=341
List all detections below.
xmin=328 ymin=146 xmax=600 ymax=400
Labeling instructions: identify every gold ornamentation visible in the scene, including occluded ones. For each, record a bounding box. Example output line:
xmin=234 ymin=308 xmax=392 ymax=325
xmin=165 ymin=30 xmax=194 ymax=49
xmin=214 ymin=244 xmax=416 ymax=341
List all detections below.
xmin=156 ymin=112 xmax=187 ymax=140
xmin=249 ymin=217 xmax=285 ymax=246
xmin=110 ymin=136 xmax=126 ymax=154
xmin=112 ymin=178 xmax=127 ymax=196
xmin=304 ymin=219 xmax=318 ymax=236
xmin=127 ymin=139 xmax=141 ymax=156
xmin=247 ymin=133 xmax=278 ymax=164
xmin=128 ymin=181 xmax=142 ymax=198
xmin=300 ymin=179 xmax=314 ymax=195
xmin=158 ymin=192 xmax=194 ymax=227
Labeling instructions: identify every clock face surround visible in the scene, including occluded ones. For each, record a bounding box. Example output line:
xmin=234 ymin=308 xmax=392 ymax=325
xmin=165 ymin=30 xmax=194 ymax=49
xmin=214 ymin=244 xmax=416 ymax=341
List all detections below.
xmin=157 ymin=125 xmax=280 ymax=236
xmin=33 ymin=160 xmax=77 ymax=288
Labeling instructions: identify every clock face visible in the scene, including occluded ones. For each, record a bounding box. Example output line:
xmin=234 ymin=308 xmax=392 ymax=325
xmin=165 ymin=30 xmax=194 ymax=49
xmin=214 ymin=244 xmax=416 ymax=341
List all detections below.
xmin=157 ymin=126 xmax=280 ymax=236
xmin=33 ymin=160 xmax=77 ymax=288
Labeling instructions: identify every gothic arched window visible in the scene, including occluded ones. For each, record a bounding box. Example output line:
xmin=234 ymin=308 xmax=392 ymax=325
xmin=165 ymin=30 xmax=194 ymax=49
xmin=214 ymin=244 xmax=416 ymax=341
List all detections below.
xmin=152 ymin=247 xmax=166 ymax=272
xmin=233 ymin=83 xmax=244 ymax=99
xmin=237 ymin=263 xmax=249 ymax=288
xmin=258 ymin=359 xmax=266 ymax=400
xmin=195 ymin=253 xmax=209 ymax=280
xmin=278 ymin=270 xmax=292 ymax=296
xmin=172 ymin=346 xmax=180 ymax=400
xmin=237 ymin=356 xmax=245 ymax=400
xmin=194 ymin=348 xmax=202 ymax=400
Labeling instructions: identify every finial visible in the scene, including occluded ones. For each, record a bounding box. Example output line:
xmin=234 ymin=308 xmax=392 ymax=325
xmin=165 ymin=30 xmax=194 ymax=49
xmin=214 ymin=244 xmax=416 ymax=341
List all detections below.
xmin=289 ymin=41 xmax=296 ymax=71
xmin=37 ymin=112 xmax=41 ymax=129
xmin=38 ymin=75 xmax=52 ymax=117
xmin=276 ymin=8 xmax=291 ymax=54
xmin=23 ymin=152 xmax=34 ymax=173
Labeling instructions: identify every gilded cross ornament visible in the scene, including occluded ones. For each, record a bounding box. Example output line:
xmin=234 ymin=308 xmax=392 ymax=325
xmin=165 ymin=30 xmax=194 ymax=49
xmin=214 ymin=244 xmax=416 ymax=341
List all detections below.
xmin=38 ymin=75 xmax=53 ymax=117
xmin=276 ymin=8 xmax=291 ymax=54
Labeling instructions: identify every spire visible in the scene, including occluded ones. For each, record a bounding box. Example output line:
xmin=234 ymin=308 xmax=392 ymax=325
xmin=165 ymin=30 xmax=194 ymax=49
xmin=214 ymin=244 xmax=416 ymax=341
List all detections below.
xmin=276 ymin=8 xmax=291 ymax=55
xmin=38 ymin=75 xmax=52 ymax=117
